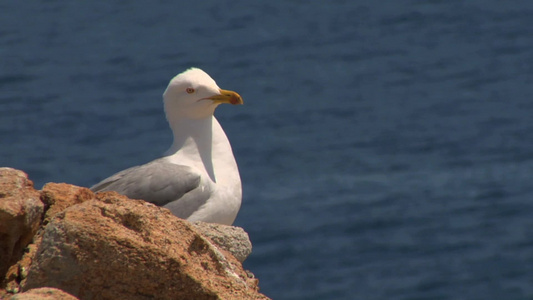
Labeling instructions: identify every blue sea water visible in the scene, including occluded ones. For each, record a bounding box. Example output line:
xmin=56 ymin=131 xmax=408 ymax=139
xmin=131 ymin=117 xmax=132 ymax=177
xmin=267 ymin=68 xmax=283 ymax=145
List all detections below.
xmin=2 ymin=1 xmax=533 ymax=299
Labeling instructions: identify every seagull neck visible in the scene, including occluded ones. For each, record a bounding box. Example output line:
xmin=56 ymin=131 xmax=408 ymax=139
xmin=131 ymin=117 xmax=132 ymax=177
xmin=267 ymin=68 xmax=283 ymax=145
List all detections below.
xmin=166 ymin=116 xmax=216 ymax=180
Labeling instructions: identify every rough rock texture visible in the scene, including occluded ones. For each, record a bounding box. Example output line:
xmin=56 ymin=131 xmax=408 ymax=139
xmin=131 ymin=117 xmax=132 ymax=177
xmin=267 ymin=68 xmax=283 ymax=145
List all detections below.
xmin=0 ymin=168 xmax=268 ymax=300
xmin=22 ymin=193 xmax=266 ymax=299
xmin=0 ymin=183 xmax=99 ymax=295
xmin=0 ymin=168 xmax=44 ymax=282
xmin=40 ymin=183 xmax=95 ymax=225
xmin=2 ymin=183 xmax=96 ymax=296
xmin=193 ymin=221 xmax=253 ymax=263
xmin=9 ymin=287 xmax=79 ymax=300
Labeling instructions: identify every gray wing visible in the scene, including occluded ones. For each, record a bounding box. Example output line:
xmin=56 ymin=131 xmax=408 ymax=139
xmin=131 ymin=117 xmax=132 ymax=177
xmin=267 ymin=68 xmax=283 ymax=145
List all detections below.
xmin=90 ymin=158 xmax=210 ymax=219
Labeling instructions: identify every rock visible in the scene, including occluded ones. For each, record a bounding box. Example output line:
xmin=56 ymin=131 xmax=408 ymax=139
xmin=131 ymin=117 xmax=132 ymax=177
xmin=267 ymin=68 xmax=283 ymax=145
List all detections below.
xmin=2 ymin=236 xmax=39 ymax=296
xmin=9 ymin=287 xmax=79 ymax=300
xmin=21 ymin=191 xmax=268 ymax=299
xmin=0 ymin=168 xmax=44 ymax=280
xmin=0 ymin=169 xmax=268 ymax=300
xmin=2 ymin=182 xmax=97 ymax=296
xmin=193 ymin=221 xmax=253 ymax=263
xmin=40 ymin=183 xmax=95 ymax=225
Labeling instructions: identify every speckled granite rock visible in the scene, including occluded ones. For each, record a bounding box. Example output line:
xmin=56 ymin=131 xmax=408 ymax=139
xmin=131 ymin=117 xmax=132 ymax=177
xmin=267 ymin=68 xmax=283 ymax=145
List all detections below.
xmin=0 ymin=168 xmax=268 ymax=300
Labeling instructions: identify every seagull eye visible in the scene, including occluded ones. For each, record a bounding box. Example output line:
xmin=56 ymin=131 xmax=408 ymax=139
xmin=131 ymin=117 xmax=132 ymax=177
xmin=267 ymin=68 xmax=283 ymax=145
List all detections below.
xmin=186 ymin=87 xmax=195 ymax=94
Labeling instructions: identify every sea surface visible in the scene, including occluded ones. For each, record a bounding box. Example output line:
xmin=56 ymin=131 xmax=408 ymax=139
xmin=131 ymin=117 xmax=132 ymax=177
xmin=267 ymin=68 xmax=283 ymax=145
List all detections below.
xmin=2 ymin=1 xmax=533 ymax=299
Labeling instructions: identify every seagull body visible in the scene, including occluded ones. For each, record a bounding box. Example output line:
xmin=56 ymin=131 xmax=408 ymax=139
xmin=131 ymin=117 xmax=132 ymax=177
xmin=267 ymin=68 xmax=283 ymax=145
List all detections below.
xmin=91 ymin=68 xmax=243 ymax=225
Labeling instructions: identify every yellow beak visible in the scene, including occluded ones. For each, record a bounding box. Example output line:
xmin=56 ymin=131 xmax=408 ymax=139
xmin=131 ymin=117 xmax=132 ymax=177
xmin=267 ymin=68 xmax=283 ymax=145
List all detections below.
xmin=207 ymin=89 xmax=243 ymax=105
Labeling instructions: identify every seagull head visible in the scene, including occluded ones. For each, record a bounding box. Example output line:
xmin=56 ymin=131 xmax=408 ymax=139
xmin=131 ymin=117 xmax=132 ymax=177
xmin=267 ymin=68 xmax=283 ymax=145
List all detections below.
xmin=163 ymin=68 xmax=243 ymax=120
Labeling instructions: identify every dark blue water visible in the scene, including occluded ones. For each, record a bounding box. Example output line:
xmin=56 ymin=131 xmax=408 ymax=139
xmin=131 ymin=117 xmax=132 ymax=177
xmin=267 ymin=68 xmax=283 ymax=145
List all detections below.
xmin=2 ymin=1 xmax=533 ymax=299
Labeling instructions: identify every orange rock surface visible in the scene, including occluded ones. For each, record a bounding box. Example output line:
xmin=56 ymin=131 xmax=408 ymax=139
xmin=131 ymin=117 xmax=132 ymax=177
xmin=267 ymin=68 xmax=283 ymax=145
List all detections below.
xmin=0 ymin=168 xmax=268 ymax=300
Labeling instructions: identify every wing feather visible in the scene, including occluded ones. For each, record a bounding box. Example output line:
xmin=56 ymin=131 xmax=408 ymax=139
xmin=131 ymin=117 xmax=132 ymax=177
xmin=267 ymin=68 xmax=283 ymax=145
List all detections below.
xmin=90 ymin=159 xmax=210 ymax=219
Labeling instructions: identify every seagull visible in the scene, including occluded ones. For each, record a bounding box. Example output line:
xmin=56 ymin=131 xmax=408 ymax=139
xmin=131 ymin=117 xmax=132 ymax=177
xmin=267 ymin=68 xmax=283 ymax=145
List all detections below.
xmin=91 ymin=68 xmax=243 ymax=225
